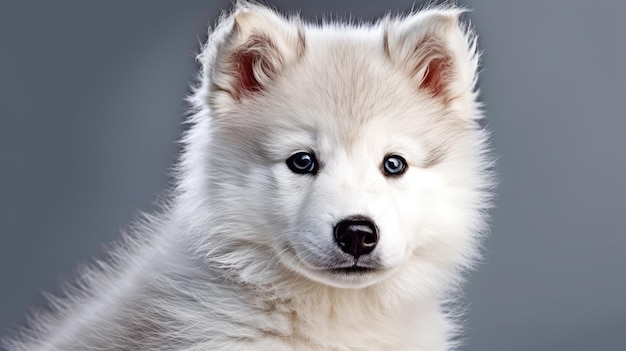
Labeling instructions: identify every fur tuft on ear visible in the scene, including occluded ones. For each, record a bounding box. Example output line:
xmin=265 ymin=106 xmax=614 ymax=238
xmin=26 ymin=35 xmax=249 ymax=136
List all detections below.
xmin=210 ymin=3 xmax=305 ymax=101
xmin=385 ymin=7 xmax=479 ymax=106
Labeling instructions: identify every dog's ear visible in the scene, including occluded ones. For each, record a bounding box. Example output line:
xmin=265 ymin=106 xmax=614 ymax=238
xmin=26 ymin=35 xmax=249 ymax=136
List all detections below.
xmin=385 ymin=8 xmax=478 ymax=105
xmin=211 ymin=3 xmax=304 ymax=101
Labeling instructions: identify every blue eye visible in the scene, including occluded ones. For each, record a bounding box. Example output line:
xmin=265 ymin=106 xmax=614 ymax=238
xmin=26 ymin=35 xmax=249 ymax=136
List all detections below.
xmin=286 ymin=152 xmax=318 ymax=175
xmin=383 ymin=154 xmax=407 ymax=176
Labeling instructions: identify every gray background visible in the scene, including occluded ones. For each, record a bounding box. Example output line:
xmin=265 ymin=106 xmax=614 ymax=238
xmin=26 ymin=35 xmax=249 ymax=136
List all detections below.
xmin=1 ymin=0 xmax=625 ymax=350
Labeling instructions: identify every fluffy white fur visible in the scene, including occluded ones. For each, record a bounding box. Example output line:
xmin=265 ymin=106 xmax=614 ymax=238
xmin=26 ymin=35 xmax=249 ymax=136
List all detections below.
xmin=4 ymin=2 xmax=492 ymax=350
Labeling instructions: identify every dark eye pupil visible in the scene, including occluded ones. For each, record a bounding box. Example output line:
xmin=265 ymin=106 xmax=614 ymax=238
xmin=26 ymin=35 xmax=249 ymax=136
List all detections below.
xmin=294 ymin=155 xmax=312 ymax=169
xmin=383 ymin=155 xmax=407 ymax=176
xmin=387 ymin=158 xmax=400 ymax=170
xmin=287 ymin=152 xmax=318 ymax=175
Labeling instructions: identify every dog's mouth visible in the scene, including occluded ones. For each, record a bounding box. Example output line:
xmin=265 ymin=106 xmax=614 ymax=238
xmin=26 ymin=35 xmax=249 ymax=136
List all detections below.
xmin=279 ymin=243 xmax=393 ymax=288
xmin=290 ymin=259 xmax=393 ymax=289
xmin=328 ymin=265 xmax=378 ymax=275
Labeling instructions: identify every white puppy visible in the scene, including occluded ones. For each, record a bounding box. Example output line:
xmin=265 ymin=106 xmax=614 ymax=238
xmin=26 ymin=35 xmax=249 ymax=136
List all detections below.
xmin=5 ymin=2 xmax=492 ymax=350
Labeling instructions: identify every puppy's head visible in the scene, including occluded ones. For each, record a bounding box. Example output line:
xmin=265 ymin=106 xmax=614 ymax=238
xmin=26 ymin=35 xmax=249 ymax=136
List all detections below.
xmin=183 ymin=3 xmax=491 ymax=293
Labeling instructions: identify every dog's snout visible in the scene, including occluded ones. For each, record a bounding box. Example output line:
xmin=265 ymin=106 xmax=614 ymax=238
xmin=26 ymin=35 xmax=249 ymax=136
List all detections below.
xmin=333 ymin=217 xmax=379 ymax=258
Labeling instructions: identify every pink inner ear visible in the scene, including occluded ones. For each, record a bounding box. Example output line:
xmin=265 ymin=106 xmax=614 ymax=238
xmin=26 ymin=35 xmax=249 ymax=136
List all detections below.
xmin=235 ymin=52 xmax=261 ymax=95
xmin=420 ymin=55 xmax=452 ymax=98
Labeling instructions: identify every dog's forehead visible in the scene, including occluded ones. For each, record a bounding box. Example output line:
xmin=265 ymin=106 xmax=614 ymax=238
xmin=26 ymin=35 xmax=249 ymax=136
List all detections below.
xmin=244 ymin=26 xmax=461 ymax=155
xmin=270 ymin=31 xmax=421 ymax=134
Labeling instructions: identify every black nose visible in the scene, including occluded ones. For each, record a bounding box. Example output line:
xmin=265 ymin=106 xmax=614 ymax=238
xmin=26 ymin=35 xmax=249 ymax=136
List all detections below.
xmin=333 ymin=217 xmax=379 ymax=258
